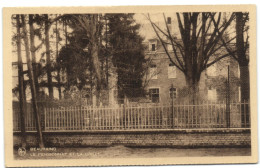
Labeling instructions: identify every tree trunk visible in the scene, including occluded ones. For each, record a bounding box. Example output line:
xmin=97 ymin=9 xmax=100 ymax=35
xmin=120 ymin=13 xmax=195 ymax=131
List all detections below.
xmin=105 ymin=17 xmax=109 ymax=87
xmin=44 ymin=14 xmax=54 ymax=99
xmin=239 ymin=65 xmax=249 ymax=101
xmin=16 ymin=14 xmax=27 ymax=148
xmin=236 ymin=12 xmax=250 ymax=128
xmin=89 ymin=15 xmax=102 ymax=106
xmin=185 ymin=70 xmax=200 ymax=104
xmin=91 ymin=43 xmax=101 ymax=106
xmin=29 ymin=15 xmax=40 ymax=97
xmin=55 ymin=19 xmax=62 ymax=99
xmin=236 ymin=12 xmax=250 ymax=101
xmin=239 ymin=65 xmax=250 ymax=127
xmin=57 ymin=71 xmax=62 ymax=99
xmin=21 ymin=15 xmax=44 ymax=148
xmin=185 ymin=75 xmax=200 ymax=126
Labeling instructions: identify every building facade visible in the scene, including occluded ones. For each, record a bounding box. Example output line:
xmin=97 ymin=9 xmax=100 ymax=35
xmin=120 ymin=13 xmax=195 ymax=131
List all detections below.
xmin=143 ymin=39 xmax=241 ymax=104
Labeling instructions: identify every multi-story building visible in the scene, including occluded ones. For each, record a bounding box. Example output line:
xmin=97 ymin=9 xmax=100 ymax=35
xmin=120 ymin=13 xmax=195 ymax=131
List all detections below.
xmin=142 ymin=38 xmax=241 ymax=104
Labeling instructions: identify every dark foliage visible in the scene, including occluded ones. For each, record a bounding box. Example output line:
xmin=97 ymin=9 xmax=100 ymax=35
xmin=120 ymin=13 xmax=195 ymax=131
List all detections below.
xmin=107 ymin=14 xmax=146 ymax=99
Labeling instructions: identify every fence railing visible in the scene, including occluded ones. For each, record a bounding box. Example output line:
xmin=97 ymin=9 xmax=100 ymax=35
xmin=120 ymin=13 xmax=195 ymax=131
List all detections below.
xmin=13 ymin=101 xmax=250 ymax=131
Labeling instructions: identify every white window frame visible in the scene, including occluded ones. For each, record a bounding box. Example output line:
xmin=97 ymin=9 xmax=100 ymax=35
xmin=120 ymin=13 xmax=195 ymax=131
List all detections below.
xmin=168 ymin=63 xmax=176 ymax=78
xmin=149 ymin=88 xmax=160 ymax=103
xmin=208 ymin=87 xmax=217 ymax=101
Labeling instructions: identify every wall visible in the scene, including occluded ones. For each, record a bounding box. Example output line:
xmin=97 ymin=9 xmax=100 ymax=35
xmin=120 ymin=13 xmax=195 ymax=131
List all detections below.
xmin=146 ymin=52 xmax=186 ymax=104
xmin=13 ymin=128 xmax=250 ymax=148
xmin=145 ymin=51 xmax=240 ymax=104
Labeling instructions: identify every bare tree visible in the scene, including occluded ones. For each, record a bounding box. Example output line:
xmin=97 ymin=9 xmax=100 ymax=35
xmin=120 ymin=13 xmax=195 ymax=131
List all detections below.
xmin=44 ymin=14 xmax=54 ymax=99
xmin=16 ymin=14 xmax=27 ymax=148
xmin=72 ymin=14 xmax=103 ymax=106
xmin=55 ymin=18 xmax=62 ymax=99
xmin=29 ymin=14 xmax=45 ymax=97
xmin=217 ymin=12 xmax=249 ymax=101
xmin=236 ymin=12 xmax=249 ymax=102
xmin=213 ymin=12 xmax=250 ymax=127
xmin=42 ymin=14 xmax=65 ymax=99
xmin=21 ymin=15 xmax=44 ymax=148
xmin=147 ymin=12 xmax=235 ymax=101
xmin=141 ymin=56 xmax=162 ymax=91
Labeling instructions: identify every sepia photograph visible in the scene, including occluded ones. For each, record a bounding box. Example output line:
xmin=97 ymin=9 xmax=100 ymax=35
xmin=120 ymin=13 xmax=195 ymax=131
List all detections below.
xmin=3 ymin=5 xmax=257 ymax=167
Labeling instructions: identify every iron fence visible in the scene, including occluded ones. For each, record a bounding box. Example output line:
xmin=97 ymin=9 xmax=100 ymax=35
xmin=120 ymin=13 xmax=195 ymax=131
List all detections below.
xmin=13 ymin=100 xmax=250 ymax=131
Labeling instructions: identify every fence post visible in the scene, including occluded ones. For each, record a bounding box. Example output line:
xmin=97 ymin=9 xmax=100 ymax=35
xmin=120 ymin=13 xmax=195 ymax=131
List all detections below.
xmin=172 ymin=99 xmax=174 ymax=129
xmin=123 ymin=104 xmax=126 ymax=129
xmin=244 ymin=99 xmax=246 ymax=128
xmin=171 ymin=84 xmax=174 ymax=128
xmin=44 ymin=107 xmax=46 ymax=131
xmin=248 ymin=100 xmax=250 ymax=128
xmin=80 ymin=105 xmax=83 ymax=130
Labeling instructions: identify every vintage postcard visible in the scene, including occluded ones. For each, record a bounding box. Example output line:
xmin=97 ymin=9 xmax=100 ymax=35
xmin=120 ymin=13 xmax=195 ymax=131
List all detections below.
xmin=3 ymin=5 xmax=258 ymax=167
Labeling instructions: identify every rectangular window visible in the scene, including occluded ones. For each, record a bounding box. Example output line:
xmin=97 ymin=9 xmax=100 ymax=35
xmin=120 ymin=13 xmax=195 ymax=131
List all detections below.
xmin=208 ymin=88 xmax=217 ymax=101
xmin=149 ymin=88 xmax=159 ymax=103
xmin=149 ymin=41 xmax=157 ymax=51
xmin=150 ymin=64 xmax=157 ymax=79
xmin=169 ymin=87 xmax=177 ymax=99
xmin=151 ymin=44 xmax=156 ymax=51
xmin=168 ymin=63 xmax=176 ymax=78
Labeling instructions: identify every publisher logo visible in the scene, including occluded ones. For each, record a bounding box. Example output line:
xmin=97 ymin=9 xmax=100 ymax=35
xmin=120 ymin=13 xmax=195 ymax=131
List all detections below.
xmin=18 ymin=147 xmax=26 ymax=156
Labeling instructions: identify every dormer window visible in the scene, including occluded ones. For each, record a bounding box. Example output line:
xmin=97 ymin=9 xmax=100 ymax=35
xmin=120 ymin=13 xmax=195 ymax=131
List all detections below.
xmin=167 ymin=17 xmax=171 ymax=24
xmin=151 ymin=44 xmax=156 ymax=51
xmin=149 ymin=40 xmax=157 ymax=51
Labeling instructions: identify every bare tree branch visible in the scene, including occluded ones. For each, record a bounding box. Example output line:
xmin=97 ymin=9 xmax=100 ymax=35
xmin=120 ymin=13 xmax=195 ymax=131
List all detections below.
xmin=204 ymin=12 xmax=235 ymax=64
xmin=206 ymin=51 xmax=236 ymax=69
xmin=162 ymin=13 xmax=185 ymax=70
xmin=147 ymin=14 xmax=185 ymax=73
